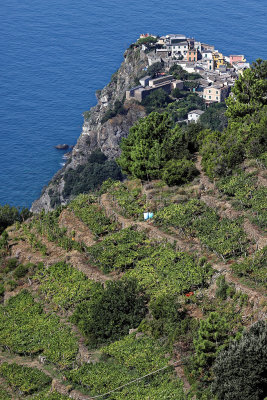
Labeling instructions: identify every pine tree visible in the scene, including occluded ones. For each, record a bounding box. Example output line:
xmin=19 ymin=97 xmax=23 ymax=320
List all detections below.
xmin=212 ymin=321 xmax=267 ymax=400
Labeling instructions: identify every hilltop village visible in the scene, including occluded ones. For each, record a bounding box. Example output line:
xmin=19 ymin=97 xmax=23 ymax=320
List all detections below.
xmin=126 ymin=33 xmax=249 ymax=122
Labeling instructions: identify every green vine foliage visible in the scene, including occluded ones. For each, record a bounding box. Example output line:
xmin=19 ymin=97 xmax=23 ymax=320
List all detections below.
xmin=107 ymin=180 xmax=147 ymax=219
xmin=230 ymin=246 xmax=267 ymax=288
xmin=0 ymin=362 xmax=51 ymax=395
xmin=126 ymin=245 xmax=213 ymax=299
xmin=32 ymin=391 xmax=71 ymax=400
xmin=66 ymin=333 xmax=185 ymax=399
xmin=30 ymin=209 xmax=84 ymax=252
xmin=0 ymin=290 xmax=78 ymax=368
xmin=217 ymin=172 xmax=267 ymax=230
xmin=88 ymin=227 xmax=153 ymax=273
xmin=0 ymin=386 xmax=11 ymax=400
xmin=154 ymin=199 xmax=248 ymax=259
xmin=70 ymin=194 xmax=118 ymax=236
xmin=101 ymin=333 xmax=169 ymax=374
xmin=34 ymin=262 xmax=98 ymax=309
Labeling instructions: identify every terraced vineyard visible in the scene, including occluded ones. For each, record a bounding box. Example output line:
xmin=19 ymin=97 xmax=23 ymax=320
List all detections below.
xmin=0 ymin=158 xmax=266 ymax=399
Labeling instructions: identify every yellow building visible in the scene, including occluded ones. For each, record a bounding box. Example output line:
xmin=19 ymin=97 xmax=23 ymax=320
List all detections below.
xmin=212 ymin=51 xmax=225 ymax=68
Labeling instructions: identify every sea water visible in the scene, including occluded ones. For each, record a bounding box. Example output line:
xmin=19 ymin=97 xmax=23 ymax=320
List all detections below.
xmin=0 ymin=0 xmax=266 ymax=207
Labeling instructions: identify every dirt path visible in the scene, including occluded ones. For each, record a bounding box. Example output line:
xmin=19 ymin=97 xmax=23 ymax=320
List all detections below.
xmin=58 ymin=209 xmax=96 ymax=247
xmin=8 ymin=225 xmax=110 ymax=284
xmin=100 ymin=193 xmax=266 ymax=308
xmin=100 ymin=193 xmax=201 ymax=254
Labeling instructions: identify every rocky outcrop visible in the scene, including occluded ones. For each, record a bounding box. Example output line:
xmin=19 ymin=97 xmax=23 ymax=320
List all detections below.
xmin=31 ymin=47 xmax=148 ymax=212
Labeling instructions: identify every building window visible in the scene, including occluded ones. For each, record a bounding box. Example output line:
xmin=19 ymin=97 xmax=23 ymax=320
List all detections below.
xmin=205 ymin=54 xmax=207 ymax=57
xmin=189 ymin=57 xmax=191 ymax=61
xmin=216 ymin=96 xmax=219 ymax=100
xmin=216 ymin=91 xmax=218 ymax=94
xmin=209 ymin=90 xmax=211 ymax=93
xmin=209 ymin=96 xmax=211 ymax=99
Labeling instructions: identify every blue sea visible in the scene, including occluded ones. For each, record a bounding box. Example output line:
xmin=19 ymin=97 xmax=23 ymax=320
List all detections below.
xmin=0 ymin=0 xmax=266 ymax=208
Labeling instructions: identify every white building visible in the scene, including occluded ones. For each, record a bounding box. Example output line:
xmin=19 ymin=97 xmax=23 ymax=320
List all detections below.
xmin=188 ymin=109 xmax=204 ymax=123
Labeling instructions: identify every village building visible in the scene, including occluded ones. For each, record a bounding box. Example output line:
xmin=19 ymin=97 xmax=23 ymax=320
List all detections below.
xmin=187 ymin=109 xmax=204 ymax=123
xmin=131 ymin=33 xmax=248 ymax=106
xmin=139 ymin=76 xmax=151 ymax=87
xmin=187 ymin=48 xmax=198 ymax=62
xmin=194 ymin=41 xmax=202 ymax=51
xmin=229 ymin=55 xmax=246 ymax=65
xmin=201 ymin=43 xmax=215 ymax=52
xmin=203 ymin=85 xmax=229 ymax=103
xmin=126 ymin=75 xmax=183 ymax=102
xmin=212 ymin=51 xmax=226 ymax=69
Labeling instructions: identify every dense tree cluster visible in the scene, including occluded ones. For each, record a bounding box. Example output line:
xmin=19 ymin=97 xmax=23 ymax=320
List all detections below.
xmin=117 ymin=112 xmax=198 ymax=185
xmin=200 ymin=59 xmax=267 ymax=178
xmin=0 ymin=205 xmax=31 ymax=234
xmin=212 ymin=321 xmax=267 ymax=400
xmin=63 ymin=149 xmax=123 ymax=199
xmin=71 ymin=278 xmax=148 ymax=347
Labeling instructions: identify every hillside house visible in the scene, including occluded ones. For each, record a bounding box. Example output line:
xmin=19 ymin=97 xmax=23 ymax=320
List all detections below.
xmin=167 ymin=41 xmax=189 ymax=58
xmin=213 ymin=51 xmax=225 ymax=68
xmin=126 ymin=75 xmax=183 ymax=102
xmin=229 ymin=55 xmax=246 ymax=65
xmin=203 ymin=85 xmax=229 ymax=103
xmin=188 ymin=109 xmax=204 ymax=123
xmin=139 ymin=76 xmax=151 ymax=87
xmin=187 ymin=48 xmax=198 ymax=62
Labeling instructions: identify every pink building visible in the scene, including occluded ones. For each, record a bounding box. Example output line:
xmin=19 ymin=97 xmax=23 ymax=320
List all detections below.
xmin=229 ymin=55 xmax=246 ymax=65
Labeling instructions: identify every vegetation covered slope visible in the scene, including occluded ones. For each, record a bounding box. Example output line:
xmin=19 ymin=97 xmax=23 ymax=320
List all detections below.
xmin=0 ymin=60 xmax=266 ymax=400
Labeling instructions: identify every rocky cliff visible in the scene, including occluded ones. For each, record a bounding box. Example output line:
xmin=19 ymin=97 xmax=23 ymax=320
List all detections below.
xmin=31 ymin=47 xmax=148 ymax=212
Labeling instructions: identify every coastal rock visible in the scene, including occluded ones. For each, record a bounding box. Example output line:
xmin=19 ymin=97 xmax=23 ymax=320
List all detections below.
xmin=31 ymin=47 xmax=148 ymax=212
xmin=54 ymin=144 xmax=69 ymax=150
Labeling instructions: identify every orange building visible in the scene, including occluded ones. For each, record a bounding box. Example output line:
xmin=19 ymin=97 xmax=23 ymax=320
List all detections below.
xmin=229 ymin=55 xmax=246 ymax=65
xmin=187 ymin=48 xmax=198 ymax=62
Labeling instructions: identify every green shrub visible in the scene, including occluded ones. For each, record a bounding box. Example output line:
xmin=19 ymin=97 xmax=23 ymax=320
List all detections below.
xmin=162 ymin=158 xmax=199 ymax=186
xmin=0 ymin=205 xmax=31 ymax=234
xmin=141 ymin=88 xmax=172 ymax=113
xmin=118 ymin=112 xmax=195 ymax=182
xmin=6 ymin=258 xmax=18 ymax=272
xmin=101 ymin=100 xmax=126 ymax=124
xmin=5 ymin=280 xmax=17 ymax=291
xmin=137 ymin=36 xmax=157 ymax=45
xmin=0 ymin=386 xmax=11 ymax=399
xmin=63 ymin=150 xmax=123 ymax=198
xmin=32 ymin=392 xmax=71 ymax=400
xmin=193 ymin=312 xmax=230 ymax=374
xmin=148 ymin=293 xmax=186 ymax=340
xmin=71 ymin=278 xmax=148 ymax=347
xmin=13 ymin=264 xmax=29 ymax=279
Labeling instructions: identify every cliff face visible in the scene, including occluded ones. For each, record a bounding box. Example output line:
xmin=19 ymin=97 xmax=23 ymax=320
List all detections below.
xmin=31 ymin=47 xmax=148 ymax=213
